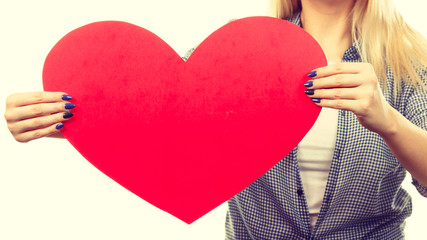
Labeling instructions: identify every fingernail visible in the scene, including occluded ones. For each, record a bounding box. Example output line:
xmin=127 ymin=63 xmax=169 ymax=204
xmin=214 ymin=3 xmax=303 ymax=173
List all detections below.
xmin=304 ymin=89 xmax=315 ymax=95
xmin=62 ymin=94 xmax=73 ymax=100
xmin=64 ymin=103 xmax=75 ymax=110
xmin=312 ymin=98 xmax=321 ymax=103
xmin=56 ymin=123 xmax=64 ymax=129
xmin=304 ymin=81 xmax=313 ymax=87
xmin=308 ymin=71 xmax=317 ymax=78
xmin=63 ymin=112 xmax=74 ymax=119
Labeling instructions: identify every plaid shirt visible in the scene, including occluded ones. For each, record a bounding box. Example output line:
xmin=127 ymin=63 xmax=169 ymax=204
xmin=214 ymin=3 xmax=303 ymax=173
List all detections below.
xmin=219 ymin=13 xmax=427 ymax=240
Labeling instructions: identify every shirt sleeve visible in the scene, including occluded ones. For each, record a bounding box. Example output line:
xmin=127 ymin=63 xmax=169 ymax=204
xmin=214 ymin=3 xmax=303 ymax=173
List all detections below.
xmin=412 ymin=178 xmax=427 ymax=197
xmin=403 ymin=70 xmax=427 ymax=197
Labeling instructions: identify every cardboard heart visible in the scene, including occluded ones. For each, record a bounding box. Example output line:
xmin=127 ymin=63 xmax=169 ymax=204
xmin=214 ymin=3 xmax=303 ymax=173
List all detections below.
xmin=43 ymin=17 xmax=326 ymax=224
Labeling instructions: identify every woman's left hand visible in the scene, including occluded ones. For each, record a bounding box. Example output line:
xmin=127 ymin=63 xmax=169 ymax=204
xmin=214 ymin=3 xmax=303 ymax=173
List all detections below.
xmin=304 ymin=62 xmax=397 ymax=136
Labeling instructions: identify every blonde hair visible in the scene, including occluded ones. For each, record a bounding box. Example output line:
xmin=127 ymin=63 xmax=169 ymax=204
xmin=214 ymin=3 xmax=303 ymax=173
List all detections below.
xmin=270 ymin=0 xmax=427 ymax=96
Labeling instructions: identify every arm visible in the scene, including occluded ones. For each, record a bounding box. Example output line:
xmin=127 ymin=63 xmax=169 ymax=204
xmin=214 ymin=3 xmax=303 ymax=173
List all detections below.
xmin=380 ymin=107 xmax=427 ymax=187
xmin=4 ymin=91 xmax=74 ymax=142
xmin=305 ymin=63 xmax=427 ymax=188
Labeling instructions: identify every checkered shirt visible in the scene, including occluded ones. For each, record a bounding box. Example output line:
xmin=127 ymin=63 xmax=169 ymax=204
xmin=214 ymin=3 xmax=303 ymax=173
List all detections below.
xmin=183 ymin=12 xmax=427 ymax=240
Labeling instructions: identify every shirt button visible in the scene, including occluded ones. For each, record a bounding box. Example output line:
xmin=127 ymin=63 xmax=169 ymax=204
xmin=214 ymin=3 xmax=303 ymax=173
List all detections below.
xmin=297 ymin=189 xmax=303 ymax=196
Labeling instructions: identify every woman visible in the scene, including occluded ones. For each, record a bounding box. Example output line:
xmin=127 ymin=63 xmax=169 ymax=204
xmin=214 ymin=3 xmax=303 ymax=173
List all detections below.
xmin=4 ymin=0 xmax=427 ymax=238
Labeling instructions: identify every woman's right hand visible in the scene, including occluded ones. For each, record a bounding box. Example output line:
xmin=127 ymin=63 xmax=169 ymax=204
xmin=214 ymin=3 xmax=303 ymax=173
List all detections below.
xmin=4 ymin=91 xmax=75 ymax=142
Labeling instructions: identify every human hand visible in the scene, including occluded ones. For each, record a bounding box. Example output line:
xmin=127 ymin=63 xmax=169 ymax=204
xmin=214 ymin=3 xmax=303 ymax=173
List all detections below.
xmin=303 ymin=62 xmax=397 ymax=136
xmin=4 ymin=91 xmax=75 ymax=142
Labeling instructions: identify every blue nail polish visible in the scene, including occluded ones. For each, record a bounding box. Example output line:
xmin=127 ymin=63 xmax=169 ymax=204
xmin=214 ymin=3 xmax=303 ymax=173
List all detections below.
xmin=312 ymin=98 xmax=321 ymax=103
xmin=63 ymin=112 xmax=74 ymax=119
xmin=308 ymin=71 xmax=317 ymax=78
xmin=304 ymin=89 xmax=315 ymax=95
xmin=304 ymin=81 xmax=313 ymax=87
xmin=56 ymin=123 xmax=64 ymax=129
xmin=62 ymin=94 xmax=73 ymax=100
xmin=65 ymin=103 xmax=75 ymax=110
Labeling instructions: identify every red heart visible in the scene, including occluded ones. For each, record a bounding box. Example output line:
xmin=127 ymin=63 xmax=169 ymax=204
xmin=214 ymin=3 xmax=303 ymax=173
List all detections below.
xmin=43 ymin=17 xmax=325 ymax=224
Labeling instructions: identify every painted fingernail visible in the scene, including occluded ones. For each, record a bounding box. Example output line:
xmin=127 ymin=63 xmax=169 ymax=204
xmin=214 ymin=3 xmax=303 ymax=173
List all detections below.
xmin=304 ymin=81 xmax=313 ymax=87
xmin=304 ymin=89 xmax=315 ymax=95
xmin=308 ymin=71 xmax=317 ymax=78
xmin=62 ymin=94 xmax=73 ymax=100
xmin=63 ymin=112 xmax=74 ymax=119
xmin=312 ymin=98 xmax=321 ymax=103
xmin=56 ymin=123 xmax=64 ymax=129
xmin=64 ymin=103 xmax=75 ymax=109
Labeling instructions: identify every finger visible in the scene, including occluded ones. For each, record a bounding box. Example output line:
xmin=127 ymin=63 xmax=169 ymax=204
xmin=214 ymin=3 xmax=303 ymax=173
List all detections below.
xmin=311 ymin=98 xmax=360 ymax=112
xmin=304 ymin=87 xmax=360 ymax=100
xmin=7 ymin=102 xmax=75 ymax=121
xmin=306 ymin=74 xmax=362 ymax=89
xmin=308 ymin=62 xmax=365 ymax=78
xmin=6 ymin=91 xmax=72 ymax=108
xmin=14 ymin=123 xmax=65 ymax=143
xmin=12 ymin=112 xmax=73 ymax=134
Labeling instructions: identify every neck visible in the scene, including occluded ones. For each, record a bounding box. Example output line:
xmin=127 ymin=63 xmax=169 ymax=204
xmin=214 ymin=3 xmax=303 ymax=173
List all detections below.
xmin=300 ymin=0 xmax=355 ymax=62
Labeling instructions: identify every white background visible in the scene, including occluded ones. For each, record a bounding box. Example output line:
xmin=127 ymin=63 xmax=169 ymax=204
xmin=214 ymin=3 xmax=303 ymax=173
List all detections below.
xmin=0 ymin=0 xmax=426 ymax=239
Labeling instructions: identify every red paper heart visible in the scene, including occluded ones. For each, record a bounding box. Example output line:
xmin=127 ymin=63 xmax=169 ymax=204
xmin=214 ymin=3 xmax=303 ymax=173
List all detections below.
xmin=43 ymin=17 xmax=325 ymax=224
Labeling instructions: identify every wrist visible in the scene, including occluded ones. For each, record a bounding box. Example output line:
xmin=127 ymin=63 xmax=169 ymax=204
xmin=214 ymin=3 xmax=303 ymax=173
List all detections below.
xmin=378 ymin=106 xmax=400 ymax=140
